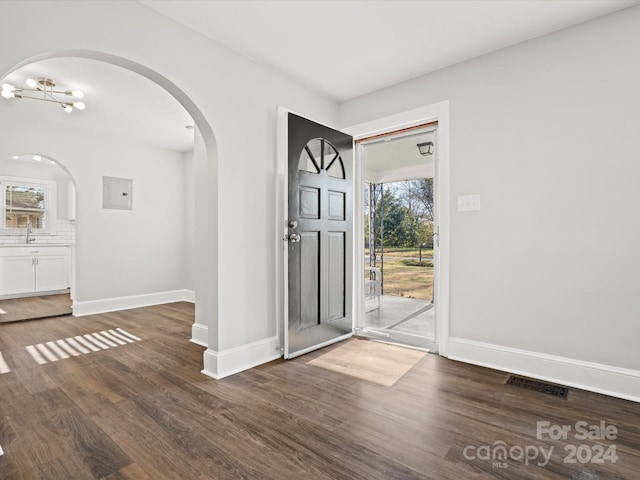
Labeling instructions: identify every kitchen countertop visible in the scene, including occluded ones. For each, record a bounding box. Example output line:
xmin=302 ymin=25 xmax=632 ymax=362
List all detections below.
xmin=0 ymin=244 xmax=72 ymax=247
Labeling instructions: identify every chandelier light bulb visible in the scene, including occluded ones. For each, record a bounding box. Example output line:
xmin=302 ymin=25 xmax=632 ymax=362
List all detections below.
xmin=1 ymin=90 xmax=14 ymax=99
xmin=74 ymin=101 xmax=85 ymax=110
xmin=26 ymin=78 xmax=38 ymax=88
xmin=63 ymin=104 xmax=73 ymax=113
xmin=72 ymin=90 xmax=84 ymax=98
xmin=2 ymin=83 xmax=14 ymax=91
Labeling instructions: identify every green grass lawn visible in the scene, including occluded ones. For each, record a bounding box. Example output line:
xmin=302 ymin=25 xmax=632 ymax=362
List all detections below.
xmin=365 ymin=246 xmax=433 ymax=259
xmin=366 ymin=257 xmax=433 ymax=301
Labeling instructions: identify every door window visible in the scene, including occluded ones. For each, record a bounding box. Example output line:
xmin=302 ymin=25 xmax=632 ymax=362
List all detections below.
xmin=298 ymin=138 xmax=345 ymax=179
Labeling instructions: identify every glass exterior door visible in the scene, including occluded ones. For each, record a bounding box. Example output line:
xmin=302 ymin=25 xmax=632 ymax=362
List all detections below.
xmin=360 ymin=130 xmax=438 ymax=351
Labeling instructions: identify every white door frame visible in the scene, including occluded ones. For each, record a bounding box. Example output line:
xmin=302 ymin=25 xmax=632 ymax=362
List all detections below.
xmin=342 ymin=101 xmax=451 ymax=356
xmin=276 ymin=106 xmax=291 ymax=357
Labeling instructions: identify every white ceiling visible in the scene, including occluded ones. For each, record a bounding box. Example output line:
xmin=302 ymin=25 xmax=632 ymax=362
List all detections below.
xmin=1 ymin=1 xmax=637 ymax=154
xmin=1 ymin=57 xmax=194 ymax=153
xmin=142 ymin=0 xmax=639 ymax=101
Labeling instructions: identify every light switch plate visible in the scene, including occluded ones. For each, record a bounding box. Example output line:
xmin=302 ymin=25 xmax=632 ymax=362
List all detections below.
xmin=457 ymin=194 xmax=481 ymax=212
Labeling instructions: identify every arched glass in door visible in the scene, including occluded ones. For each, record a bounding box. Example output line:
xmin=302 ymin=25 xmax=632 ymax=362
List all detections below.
xmin=298 ymin=138 xmax=345 ymax=179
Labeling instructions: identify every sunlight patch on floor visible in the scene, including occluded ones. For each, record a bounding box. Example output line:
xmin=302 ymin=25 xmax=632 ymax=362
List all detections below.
xmin=25 ymin=328 xmax=141 ymax=365
xmin=0 ymin=352 xmax=10 ymax=374
xmin=307 ymin=339 xmax=425 ymax=387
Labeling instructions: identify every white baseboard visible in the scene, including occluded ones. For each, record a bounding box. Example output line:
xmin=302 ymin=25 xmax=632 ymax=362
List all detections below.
xmin=182 ymin=289 xmax=195 ymax=303
xmin=448 ymin=337 xmax=640 ymax=403
xmin=73 ymin=289 xmax=195 ymax=317
xmin=190 ymin=322 xmax=208 ymax=347
xmin=202 ymin=335 xmax=281 ymax=379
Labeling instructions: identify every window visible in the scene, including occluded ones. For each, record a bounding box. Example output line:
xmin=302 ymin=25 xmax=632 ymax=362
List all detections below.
xmin=1 ymin=176 xmax=56 ymax=234
xmin=298 ymin=138 xmax=345 ymax=179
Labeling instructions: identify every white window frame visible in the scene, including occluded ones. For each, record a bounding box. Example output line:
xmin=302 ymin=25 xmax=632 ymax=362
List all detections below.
xmin=0 ymin=176 xmax=57 ymax=235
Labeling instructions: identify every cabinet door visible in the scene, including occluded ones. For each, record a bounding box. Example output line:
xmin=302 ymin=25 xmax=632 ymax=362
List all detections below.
xmin=35 ymin=255 xmax=70 ymax=292
xmin=0 ymin=256 xmax=35 ymax=296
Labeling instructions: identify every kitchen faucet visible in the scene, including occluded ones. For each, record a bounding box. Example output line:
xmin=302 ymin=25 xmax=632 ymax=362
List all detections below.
xmin=26 ymin=221 xmax=36 ymax=243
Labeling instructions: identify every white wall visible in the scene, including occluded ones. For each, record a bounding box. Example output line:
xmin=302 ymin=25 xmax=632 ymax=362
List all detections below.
xmin=0 ymin=112 xmax=188 ymax=301
xmin=341 ymin=8 xmax=640 ymax=384
xmin=0 ymin=1 xmax=338 ymax=376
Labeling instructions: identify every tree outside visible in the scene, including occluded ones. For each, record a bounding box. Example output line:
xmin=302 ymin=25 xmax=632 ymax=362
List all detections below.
xmin=366 ymin=178 xmax=434 ymax=301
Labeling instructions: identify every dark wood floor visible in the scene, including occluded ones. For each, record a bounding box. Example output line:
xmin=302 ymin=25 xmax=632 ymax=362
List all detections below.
xmin=0 ymin=293 xmax=72 ymax=323
xmin=0 ymin=302 xmax=639 ymax=479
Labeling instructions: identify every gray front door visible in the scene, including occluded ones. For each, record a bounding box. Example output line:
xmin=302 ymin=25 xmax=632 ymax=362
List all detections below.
xmin=285 ymin=113 xmax=353 ymax=358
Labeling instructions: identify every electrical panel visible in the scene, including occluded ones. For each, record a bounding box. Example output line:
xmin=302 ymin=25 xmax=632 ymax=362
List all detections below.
xmin=103 ymin=176 xmax=133 ymax=210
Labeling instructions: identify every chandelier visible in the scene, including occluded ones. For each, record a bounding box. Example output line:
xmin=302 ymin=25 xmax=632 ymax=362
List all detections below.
xmin=2 ymin=77 xmax=85 ymax=113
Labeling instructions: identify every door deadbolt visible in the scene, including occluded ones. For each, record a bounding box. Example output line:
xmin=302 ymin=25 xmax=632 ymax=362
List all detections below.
xmin=288 ymin=220 xmax=298 ymax=229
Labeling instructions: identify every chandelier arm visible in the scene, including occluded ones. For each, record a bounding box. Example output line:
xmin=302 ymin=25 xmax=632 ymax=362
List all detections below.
xmin=15 ymin=87 xmax=74 ymax=98
xmin=14 ymin=93 xmax=71 ymax=106
xmin=35 ymin=86 xmax=60 ymax=103
xmin=34 ymin=88 xmax=74 ymax=96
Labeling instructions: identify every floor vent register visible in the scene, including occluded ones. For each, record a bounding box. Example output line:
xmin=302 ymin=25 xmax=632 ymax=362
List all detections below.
xmin=506 ymin=375 xmax=569 ymax=399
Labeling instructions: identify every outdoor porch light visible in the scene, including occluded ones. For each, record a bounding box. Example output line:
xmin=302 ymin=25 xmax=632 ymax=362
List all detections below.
xmin=417 ymin=141 xmax=434 ymax=156
xmin=2 ymin=77 xmax=85 ymax=113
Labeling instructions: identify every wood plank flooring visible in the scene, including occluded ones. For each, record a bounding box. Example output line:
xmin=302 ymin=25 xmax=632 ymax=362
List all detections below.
xmin=0 ymin=302 xmax=639 ymax=479
xmin=0 ymin=294 xmax=72 ymax=323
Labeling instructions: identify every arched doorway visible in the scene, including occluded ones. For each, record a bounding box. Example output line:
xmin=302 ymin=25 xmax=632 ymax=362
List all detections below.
xmin=0 ymin=50 xmax=218 ymax=352
xmin=0 ymin=153 xmax=76 ymax=321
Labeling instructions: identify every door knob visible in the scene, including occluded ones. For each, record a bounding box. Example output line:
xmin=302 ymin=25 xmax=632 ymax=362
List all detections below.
xmin=288 ymin=233 xmax=301 ymax=243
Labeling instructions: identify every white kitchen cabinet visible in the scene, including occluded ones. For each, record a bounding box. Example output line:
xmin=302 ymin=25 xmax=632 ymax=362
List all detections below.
xmin=0 ymin=255 xmax=35 ymax=296
xmin=34 ymin=254 xmax=69 ymax=292
xmin=0 ymin=246 xmax=70 ymax=298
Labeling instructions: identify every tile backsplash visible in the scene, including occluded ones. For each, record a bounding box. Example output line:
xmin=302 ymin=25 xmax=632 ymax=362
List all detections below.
xmin=0 ymin=219 xmax=76 ymax=245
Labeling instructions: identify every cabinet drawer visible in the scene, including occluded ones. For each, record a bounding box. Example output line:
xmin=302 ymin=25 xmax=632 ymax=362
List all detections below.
xmin=0 ymin=246 xmax=70 ymax=257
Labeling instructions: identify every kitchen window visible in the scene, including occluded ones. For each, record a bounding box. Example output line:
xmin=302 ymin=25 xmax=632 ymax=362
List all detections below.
xmin=1 ymin=176 xmax=57 ymax=235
